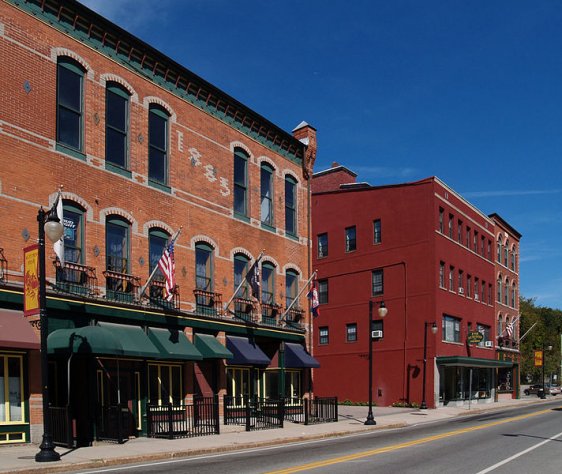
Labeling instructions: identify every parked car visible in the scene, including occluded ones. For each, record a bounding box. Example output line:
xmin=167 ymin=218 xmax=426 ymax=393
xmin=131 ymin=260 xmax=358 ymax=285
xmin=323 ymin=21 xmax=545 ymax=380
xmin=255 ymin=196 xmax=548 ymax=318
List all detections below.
xmin=524 ymin=384 xmax=560 ymax=396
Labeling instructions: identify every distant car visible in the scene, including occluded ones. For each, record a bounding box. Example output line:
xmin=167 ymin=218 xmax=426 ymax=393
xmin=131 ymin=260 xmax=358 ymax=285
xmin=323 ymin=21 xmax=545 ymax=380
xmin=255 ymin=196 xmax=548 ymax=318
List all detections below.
xmin=524 ymin=384 xmax=560 ymax=396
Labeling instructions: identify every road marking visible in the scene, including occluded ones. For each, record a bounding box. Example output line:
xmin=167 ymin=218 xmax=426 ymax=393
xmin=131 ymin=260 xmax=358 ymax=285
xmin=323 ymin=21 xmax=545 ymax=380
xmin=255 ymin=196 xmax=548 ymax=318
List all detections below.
xmin=474 ymin=429 xmax=562 ymax=474
xmin=265 ymin=408 xmax=556 ymax=474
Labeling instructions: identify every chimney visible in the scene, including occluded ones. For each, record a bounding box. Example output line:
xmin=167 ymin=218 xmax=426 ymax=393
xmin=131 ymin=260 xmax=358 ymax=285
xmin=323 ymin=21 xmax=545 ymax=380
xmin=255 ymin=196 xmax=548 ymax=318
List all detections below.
xmin=293 ymin=121 xmax=317 ymax=179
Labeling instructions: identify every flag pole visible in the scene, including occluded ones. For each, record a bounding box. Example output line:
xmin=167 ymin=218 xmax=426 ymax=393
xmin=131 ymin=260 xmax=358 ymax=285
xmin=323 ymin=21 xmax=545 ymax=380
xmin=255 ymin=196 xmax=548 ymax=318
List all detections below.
xmin=139 ymin=226 xmax=182 ymax=299
xmin=224 ymin=249 xmax=264 ymax=314
xmin=279 ymin=270 xmax=317 ymax=322
xmin=519 ymin=321 xmax=538 ymax=343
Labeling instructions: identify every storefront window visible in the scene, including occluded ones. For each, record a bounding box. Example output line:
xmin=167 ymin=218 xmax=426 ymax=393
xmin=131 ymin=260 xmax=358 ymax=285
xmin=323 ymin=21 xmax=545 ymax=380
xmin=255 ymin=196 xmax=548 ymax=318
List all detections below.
xmin=148 ymin=364 xmax=182 ymax=405
xmin=439 ymin=366 xmax=492 ymax=402
xmin=0 ymin=355 xmax=23 ymax=423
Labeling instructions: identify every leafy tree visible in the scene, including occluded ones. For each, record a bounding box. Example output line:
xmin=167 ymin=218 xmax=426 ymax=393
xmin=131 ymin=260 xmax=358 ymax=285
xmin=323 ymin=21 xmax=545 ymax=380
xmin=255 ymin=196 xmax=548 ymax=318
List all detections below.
xmin=520 ymin=297 xmax=562 ymax=384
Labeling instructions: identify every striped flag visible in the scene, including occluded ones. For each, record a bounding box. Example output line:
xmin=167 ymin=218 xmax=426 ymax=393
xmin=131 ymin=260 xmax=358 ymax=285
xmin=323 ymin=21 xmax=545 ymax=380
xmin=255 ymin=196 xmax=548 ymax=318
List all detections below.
xmin=506 ymin=321 xmax=514 ymax=338
xmin=307 ymin=280 xmax=320 ymax=318
xmin=53 ymin=192 xmax=65 ymax=266
xmin=157 ymin=242 xmax=176 ymax=301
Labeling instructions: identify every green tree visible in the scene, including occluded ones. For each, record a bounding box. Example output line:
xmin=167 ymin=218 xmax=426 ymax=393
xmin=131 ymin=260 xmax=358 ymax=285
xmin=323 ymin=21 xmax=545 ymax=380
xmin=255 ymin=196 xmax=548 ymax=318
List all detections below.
xmin=520 ymin=297 xmax=562 ymax=384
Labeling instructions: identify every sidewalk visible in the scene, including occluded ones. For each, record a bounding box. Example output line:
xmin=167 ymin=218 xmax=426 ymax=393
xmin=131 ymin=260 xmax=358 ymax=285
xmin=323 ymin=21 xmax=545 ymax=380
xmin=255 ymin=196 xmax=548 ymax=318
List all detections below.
xmin=0 ymin=397 xmax=549 ymax=474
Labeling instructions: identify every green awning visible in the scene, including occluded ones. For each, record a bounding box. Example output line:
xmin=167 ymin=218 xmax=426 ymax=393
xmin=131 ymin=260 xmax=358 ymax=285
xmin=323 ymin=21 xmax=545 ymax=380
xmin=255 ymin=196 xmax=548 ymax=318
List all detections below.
xmin=96 ymin=322 xmax=161 ymax=358
xmin=147 ymin=327 xmax=203 ymax=360
xmin=194 ymin=334 xmax=233 ymax=359
xmin=436 ymin=356 xmax=513 ymax=369
xmin=48 ymin=326 xmax=126 ymax=356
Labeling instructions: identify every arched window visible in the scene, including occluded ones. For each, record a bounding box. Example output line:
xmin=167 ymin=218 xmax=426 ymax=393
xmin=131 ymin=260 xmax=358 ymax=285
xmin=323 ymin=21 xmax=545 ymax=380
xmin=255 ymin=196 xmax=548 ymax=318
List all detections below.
xmin=233 ymin=253 xmax=250 ymax=298
xmin=106 ymin=215 xmax=130 ymax=273
xmin=233 ymin=148 xmax=249 ymax=218
xmin=497 ymin=314 xmax=503 ymax=338
xmin=57 ymin=57 xmax=85 ymax=153
xmin=61 ymin=201 xmax=85 ymax=264
xmin=497 ymin=237 xmax=502 ymax=263
xmin=195 ymin=242 xmax=214 ymax=291
xmin=148 ymin=228 xmax=170 ymax=276
xmin=148 ymin=104 xmax=169 ymax=185
xmin=106 ymin=82 xmax=130 ymax=170
xmin=511 ymin=282 xmax=516 ymax=308
xmin=504 ymin=239 xmax=509 ymax=266
xmin=261 ymin=261 xmax=275 ymax=304
xmin=497 ymin=275 xmax=502 ymax=303
xmin=285 ymin=269 xmax=299 ymax=308
xmin=511 ymin=246 xmax=517 ymax=271
xmin=285 ymin=175 xmax=297 ymax=236
xmin=260 ymin=162 xmax=274 ymax=227
xmin=504 ymin=278 xmax=509 ymax=305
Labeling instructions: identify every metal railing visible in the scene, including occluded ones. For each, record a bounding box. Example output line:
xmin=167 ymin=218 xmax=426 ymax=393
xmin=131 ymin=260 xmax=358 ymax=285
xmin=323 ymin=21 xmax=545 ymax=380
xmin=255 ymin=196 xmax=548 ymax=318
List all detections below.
xmin=304 ymin=397 xmax=338 ymax=425
xmin=96 ymin=404 xmax=131 ymax=443
xmin=284 ymin=307 xmax=305 ymax=330
xmin=147 ymin=277 xmax=180 ymax=310
xmin=261 ymin=302 xmax=281 ymax=327
xmin=103 ymin=269 xmax=141 ymax=303
xmin=193 ymin=289 xmax=223 ymax=318
xmin=147 ymin=396 xmax=219 ymax=439
xmin=224 ymin=395 xmax=284 ymax=431
xmin=0 ymin=248 xmax=7 ymax=285
xmin=54 ymin=260 xmax=98 ymax=297
xmin=49 ymin=406 xmax=73 ymax=448
xmin=233 ymin=296 xmax=255 ymax=322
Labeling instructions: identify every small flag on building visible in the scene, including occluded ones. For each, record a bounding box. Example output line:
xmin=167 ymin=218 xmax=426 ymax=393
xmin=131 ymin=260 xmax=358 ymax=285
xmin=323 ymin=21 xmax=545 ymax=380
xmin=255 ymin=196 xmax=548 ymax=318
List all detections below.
xmin=245 ymin=258 xmax=261 ymax=299
xmin=53 ymin=192 xmax=65 ymax=266
xmin=307 ymin=280 xmax=320 ymax=318
xmin=506 ymin=321 xmax=514 ymax=338
xmin=157 ymin=242 xmax=176 ymax=301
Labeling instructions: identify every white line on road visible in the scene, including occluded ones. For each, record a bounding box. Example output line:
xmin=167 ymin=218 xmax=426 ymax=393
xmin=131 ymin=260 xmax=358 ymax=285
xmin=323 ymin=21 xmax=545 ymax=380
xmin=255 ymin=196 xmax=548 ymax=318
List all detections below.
xmin=475 ymin=430 xmax=562 ymax=474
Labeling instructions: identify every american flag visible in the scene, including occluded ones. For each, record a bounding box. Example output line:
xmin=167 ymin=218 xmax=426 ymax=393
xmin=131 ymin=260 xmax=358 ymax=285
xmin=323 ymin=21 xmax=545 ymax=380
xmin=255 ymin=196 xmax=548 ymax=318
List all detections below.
xmin=506 ymin=321 xmax=514 ymax=338
xmin=307 ymin=280 xmax=320 ymax=318
xmin=158 ymin=242 xmax=176 ymax=301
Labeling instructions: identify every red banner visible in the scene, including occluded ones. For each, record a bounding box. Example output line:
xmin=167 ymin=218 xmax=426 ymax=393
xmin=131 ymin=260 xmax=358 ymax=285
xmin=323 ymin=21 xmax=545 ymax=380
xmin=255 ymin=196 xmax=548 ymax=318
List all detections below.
xmin=23 ymin=244 xmax=40 ymax=317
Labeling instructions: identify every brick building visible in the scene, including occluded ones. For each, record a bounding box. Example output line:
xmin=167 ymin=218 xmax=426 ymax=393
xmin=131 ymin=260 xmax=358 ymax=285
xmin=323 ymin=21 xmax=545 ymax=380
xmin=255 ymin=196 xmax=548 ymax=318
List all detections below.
xmin=0 ymin=0 xmax=318 ymax=445
xmin=311 ymin=163 xmax=520 ymax=408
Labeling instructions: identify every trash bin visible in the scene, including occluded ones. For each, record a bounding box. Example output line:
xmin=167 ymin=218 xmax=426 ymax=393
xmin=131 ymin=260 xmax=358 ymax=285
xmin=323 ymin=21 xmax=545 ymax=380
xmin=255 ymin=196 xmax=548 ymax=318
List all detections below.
xmin=537 ymin=389 xmax=545 ymax=399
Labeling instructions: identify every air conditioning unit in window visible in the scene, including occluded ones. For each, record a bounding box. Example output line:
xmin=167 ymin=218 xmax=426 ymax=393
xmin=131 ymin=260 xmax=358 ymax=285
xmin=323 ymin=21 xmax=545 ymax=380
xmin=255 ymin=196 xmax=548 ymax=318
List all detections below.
xmin=371 ymin=330 xmax=383 ymax=339
xmin=458 ymin=287 xmax=465 ymax=295
xmin=484 ymin=341 xmax=493 ymax=348
xmin=474 ymin=294 xmax=479 ymax=301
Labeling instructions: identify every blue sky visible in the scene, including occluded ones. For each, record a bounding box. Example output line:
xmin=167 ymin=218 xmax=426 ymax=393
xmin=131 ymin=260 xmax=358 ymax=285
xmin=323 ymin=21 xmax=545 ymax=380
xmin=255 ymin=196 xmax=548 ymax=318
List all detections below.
xmin=82 ymin=0 xmax=562 ymax=310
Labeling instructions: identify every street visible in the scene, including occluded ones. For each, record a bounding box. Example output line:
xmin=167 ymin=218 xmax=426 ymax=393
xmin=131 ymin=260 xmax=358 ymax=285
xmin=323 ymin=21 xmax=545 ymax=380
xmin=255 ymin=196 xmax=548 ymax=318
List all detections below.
xmin=75 ymin=400 xmax=562 ymax=474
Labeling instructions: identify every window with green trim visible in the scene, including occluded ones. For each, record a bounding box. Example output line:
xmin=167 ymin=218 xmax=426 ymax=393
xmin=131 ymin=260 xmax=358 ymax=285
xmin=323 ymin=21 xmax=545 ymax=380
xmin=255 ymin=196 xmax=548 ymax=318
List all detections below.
xmin=285 ymin=176 xmax=297 ymax=236
xmin=105 ymin=216 xmax=130 ymax=274
xmin=57 ymin=57 xmax=84 ymax=151
xmin=148 ymin=105 xmax=169 ymax=185
xmin=285 ymin=269 xmax=299 ymax=308
xmin=260 ymin=163 xmax=274 ymax=227
xmin=234 ymin=253 xmax=250 ymax=298
xmin=0 ymin=354 xmax=24 ymax=424
xmin=61 ymin=202 xmax=84 ymax=264
xmin=106 ymin=83 xmax=130 ymax=169
xmin=261 ymin=261 xmax=275 ymax=304
xmin=195 ymin=242 xmax=213 ymax=291
xmin=149 ymin=228 xmax=169 ymax=276
xmin=233 ymin=148 xmax=248 ymax=217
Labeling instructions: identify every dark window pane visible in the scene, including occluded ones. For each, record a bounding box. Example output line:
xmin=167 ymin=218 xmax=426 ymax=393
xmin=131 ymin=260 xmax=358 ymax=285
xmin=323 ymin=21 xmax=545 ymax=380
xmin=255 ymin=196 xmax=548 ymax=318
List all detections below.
xmin=234 ymin=187 xmax=246 ymax=215
xmin=58 ymin=66 xmax=81 ymax=111
xmin=149 ymin=112 xmax=166 ymax=150
xmin=234 ymin=156 xmax=246 ymax=185
xmin=149 ymin=148 xmax=166 ymax=183
xmin=106 ymin=128 xmax=126 ymax=168
xmin=57 ymin=108 xmax=81 ymax=149
xmin=106 ymin=90 xmax=127 ymax=130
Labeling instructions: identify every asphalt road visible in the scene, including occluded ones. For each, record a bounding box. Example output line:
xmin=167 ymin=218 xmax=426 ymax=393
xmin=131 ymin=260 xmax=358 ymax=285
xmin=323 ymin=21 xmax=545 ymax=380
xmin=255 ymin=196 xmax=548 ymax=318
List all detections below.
xmin=77 ymin=400 xmax=562 ymax=474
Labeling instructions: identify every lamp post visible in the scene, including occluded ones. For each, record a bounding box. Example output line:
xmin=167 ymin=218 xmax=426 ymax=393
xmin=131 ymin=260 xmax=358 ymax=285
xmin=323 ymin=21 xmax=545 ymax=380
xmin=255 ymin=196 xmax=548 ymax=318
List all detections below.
xmin=540 ymin=343 xmax=553 ymax=400
xmin=35 ymin=203 xmax=64 ymax=463
xmin=420 ymin=322 xmax=438 ymax=410
xmin=365 ymin=300 xmax=388 ymax=426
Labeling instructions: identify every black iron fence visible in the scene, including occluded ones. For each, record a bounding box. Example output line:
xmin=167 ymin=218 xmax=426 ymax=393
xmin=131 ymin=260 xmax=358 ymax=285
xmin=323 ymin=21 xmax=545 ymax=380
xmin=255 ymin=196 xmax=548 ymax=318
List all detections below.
xmin=224 ymin=395 xmax=284 ymax=431
xmin=304 ymin=397 xmax=338 ymax=425
xmin=96 ymin=404 xmax=131 ymax=444
xmin=147 ymin=396 xmax=220 ymax=439
xmin=49 ymin=406 xmax=73 ymax=448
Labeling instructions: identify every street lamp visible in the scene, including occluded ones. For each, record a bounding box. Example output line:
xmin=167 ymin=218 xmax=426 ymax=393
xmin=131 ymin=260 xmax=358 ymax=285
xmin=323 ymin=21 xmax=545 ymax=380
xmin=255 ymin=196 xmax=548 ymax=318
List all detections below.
xmin=35 ymin=202 xmax=64 ymax=463
xmin=365 ymin=300 xmax=388 ymax=426
xmin=420 ymin=322 xmax=438 ymax=410
xmin=540 ymin=344 xmax=553 ymax=400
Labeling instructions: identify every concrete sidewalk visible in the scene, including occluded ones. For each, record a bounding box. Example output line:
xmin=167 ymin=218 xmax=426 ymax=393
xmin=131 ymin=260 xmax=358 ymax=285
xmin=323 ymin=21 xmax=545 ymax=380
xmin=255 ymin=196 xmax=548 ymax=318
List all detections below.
xmin=0 ymin=397 xmax=551 ymax=474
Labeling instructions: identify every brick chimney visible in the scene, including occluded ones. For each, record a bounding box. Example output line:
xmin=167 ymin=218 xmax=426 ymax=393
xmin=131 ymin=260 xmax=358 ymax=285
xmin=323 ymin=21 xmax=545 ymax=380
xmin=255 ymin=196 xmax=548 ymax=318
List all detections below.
xmin=311 ymin=162 xmax=358 ymax=193
xmin=293 ymin=121 xmax=317 ymax=179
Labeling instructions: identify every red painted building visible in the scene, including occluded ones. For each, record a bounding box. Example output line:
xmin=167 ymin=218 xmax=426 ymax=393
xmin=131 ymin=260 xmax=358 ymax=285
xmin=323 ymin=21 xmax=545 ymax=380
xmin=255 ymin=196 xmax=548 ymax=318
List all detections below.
xmin=312 ymin=163 xmax=519 ymax=408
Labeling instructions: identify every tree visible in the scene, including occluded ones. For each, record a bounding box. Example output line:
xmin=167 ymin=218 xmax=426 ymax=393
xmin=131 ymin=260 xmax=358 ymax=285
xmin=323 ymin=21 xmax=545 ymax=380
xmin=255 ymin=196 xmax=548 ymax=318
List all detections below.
xmin=520 ymin=297 xmax=562 ymax=384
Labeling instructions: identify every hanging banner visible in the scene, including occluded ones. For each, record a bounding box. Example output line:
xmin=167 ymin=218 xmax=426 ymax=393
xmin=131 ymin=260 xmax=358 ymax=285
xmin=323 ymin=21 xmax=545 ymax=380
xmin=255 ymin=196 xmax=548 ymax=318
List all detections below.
xmin=534 ymin=350 xmax=543 ymax=367
xmin=23 ymin=244 xmax=40 ymax=317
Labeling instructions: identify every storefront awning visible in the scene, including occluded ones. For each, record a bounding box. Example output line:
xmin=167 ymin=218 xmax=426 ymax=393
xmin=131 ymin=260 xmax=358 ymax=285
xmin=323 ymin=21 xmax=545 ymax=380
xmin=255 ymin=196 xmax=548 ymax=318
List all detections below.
xmin=226 ymin=336 xmax=270 ymax=365
xmin=285 ymin=343 xmax=320 ymax=368
xmin=194 ymin=334 xmax=233 ymax=359
xmin=147 ymin=327 xmax=202 ymax=361
xmin=0 ymin=309 xmax=39 ymax=350
xmin=49 ymin=323 xmax=161 ymax=358
xmin=436 ymin=356 xmax=513 ymax=369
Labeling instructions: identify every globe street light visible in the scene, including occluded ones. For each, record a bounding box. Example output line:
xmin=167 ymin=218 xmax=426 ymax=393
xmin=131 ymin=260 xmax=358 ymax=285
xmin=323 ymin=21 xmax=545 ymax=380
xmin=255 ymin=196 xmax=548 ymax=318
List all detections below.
xmin=365 ymin=300 xmax=388 ymax=426
xmin=420 ymin=321 xmax=438 ymax=410
xmin=35 ymin=202 xmax=63 ymax=463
